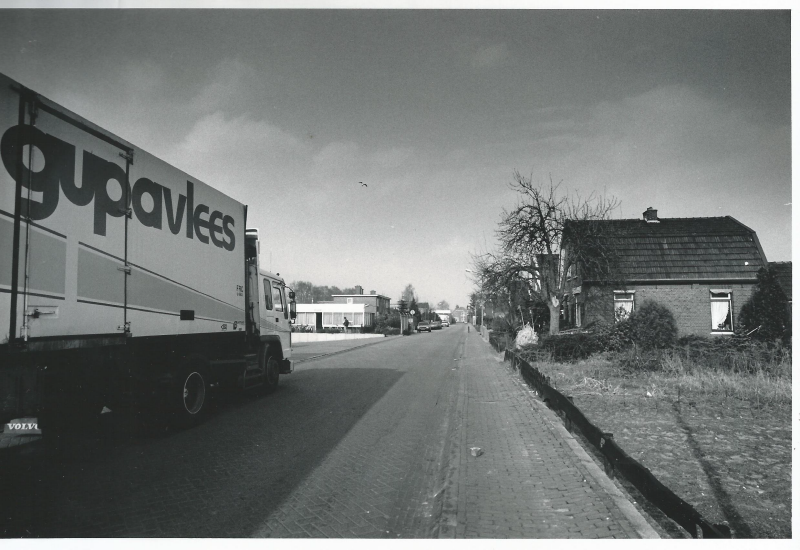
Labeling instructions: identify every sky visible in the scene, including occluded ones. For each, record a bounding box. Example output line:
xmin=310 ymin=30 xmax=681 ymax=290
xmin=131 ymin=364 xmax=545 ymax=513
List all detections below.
xmin=0 ymin=7 xmax=792 ymax=309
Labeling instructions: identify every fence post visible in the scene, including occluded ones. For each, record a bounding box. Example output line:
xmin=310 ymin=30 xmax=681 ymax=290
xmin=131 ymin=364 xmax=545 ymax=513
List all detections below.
xmin=564 ymin=396 xmax=574 ymax=432
xmin=600 ymin=432 xmax=615 ymax=478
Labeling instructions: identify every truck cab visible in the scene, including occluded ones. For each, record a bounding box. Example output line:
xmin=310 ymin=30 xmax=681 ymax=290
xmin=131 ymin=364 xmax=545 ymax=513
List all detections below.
xmin=245 ymin=229 xmax=295 ymax=376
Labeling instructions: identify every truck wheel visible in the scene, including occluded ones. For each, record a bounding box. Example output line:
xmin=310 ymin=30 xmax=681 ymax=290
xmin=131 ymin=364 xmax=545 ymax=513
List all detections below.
xmin=259 ymin=345 xmax=280 ymax=394
xmin=172 ymin=355 xmax=210 ymax=427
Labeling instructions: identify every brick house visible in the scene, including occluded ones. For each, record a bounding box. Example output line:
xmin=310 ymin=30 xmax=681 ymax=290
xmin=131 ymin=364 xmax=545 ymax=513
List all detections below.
xmin=563 ymin=207 xmax=768 ymax=337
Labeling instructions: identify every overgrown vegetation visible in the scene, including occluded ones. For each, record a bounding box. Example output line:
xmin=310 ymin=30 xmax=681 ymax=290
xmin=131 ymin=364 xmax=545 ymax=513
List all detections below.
xmin=505 ymin=296 xmax=791 ymax=405
xmin=738 ymin=265 xmax=792 ymax=344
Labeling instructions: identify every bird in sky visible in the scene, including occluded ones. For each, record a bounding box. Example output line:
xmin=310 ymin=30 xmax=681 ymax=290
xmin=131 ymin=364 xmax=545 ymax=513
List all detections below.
xmin=360 ymin=182 xmax=367 ymax=187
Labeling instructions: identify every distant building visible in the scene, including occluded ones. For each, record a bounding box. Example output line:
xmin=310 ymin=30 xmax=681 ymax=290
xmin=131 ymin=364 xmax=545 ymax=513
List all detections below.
xmin=451 ymin=307 xmax=469 ymax=323
xmin=295 ymin=285 xmax=389 ymax=330
xmin=295 ymin=303 xmax=377 ymax=330
xmin=331 ymin=286 xmax=390 ymax=316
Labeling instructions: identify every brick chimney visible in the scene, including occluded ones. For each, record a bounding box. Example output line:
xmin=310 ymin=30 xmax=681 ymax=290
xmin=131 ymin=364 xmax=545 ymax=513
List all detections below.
xmin=643 ymin=207 xmax=659 ymax=223
xmin=355 ymin=285 xmax=363 ymax=295
xmin=370 ymin=290 xmax=376 ymax=295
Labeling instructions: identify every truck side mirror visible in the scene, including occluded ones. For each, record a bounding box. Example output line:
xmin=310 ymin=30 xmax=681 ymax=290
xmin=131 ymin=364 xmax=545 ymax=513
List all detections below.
xmin=289 ymin=294 xmax=296 ymax=320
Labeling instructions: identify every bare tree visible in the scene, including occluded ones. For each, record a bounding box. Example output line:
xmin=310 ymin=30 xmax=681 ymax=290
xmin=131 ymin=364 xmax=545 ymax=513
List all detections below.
xmin=401 ymin=284 xmax=417 ymax=303
xmin=471 ymin=172 xmax=620 ymax=335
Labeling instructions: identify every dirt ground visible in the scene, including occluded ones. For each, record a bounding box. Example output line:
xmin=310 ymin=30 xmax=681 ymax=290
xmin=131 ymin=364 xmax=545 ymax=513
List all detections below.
xmin=519 ymin=362 xmax=792 ymax=539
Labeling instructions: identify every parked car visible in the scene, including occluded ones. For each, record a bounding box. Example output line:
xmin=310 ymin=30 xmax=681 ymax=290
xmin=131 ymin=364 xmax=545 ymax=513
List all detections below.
xmin=416 ymin=320 xmax=432 ymax=332
xmin=431 ymin=320 xmax=442 ymax=330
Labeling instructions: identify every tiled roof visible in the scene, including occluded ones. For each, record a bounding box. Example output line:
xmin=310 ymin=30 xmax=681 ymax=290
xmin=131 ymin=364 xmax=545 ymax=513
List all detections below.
xmin=570 ymin=216 xmax=767 ymax=281
xmin=769 ymin=261 xmax=792 ymax=299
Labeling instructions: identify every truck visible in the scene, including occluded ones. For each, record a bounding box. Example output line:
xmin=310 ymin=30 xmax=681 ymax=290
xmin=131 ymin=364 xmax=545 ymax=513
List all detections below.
xmin=0 ymin=72 xmax=295 ymax=431
xmin=434 ymin=310 xmax=451 ymax=327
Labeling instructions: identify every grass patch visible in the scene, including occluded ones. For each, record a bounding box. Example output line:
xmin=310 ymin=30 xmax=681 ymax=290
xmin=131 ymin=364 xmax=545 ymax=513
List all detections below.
xmin=513 ymin=344 xmax=792 ymax=538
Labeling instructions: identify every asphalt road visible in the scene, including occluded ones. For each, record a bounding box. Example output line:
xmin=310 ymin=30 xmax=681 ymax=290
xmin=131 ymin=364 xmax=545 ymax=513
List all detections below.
xmin=1 ymin=327 xmax=464 ymax=537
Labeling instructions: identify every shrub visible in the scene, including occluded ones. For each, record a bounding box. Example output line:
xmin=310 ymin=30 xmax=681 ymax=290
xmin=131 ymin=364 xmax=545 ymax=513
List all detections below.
xmin=489 ymin=331 xmax=514 ymax=352
xmin=672 ymin=333 xmax=791 ymax=376
xmin=538 ymin=332 xmax=599 ymax=362
xmin=628 ymin=300 xmax=677 ymax=349
xmin=738 ymin=266 xmax=791 ymax=343
xmin=590 ymin=320 xmax=634 ymax=352
xmin=490 ymin=316 xmax=517 ymax=335
xmin=617 ymin=347 xmax=665 ymax=372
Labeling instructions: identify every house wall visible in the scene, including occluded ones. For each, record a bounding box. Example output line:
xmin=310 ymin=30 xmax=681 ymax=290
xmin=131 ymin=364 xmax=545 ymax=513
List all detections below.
xmin=578 ymin=282 xmax=757 ymax=336
xmin=331 ymin=295 xmax=390 ymax=315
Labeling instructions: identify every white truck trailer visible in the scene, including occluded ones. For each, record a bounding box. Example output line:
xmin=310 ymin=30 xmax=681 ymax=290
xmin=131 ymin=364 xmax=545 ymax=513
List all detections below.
xmin=0 ymin=72 xmax=295 ymax=430
xmin=434 ymin=310 xmax=451 ymax=327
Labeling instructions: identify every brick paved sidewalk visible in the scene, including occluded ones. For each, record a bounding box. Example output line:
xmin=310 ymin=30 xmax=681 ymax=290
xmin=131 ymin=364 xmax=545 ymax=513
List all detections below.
xmin=438 ymin=329 xmax=660 ymax=539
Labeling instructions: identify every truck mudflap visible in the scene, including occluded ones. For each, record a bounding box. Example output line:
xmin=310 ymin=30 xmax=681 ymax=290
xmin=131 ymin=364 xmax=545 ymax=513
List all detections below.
xmin=279 ymin=358 xmax=293 ymax=375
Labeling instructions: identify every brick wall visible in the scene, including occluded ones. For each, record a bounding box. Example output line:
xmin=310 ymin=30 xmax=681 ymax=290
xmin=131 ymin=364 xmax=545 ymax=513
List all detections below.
xmin=580 ymin=282 xmax=757 ymax=337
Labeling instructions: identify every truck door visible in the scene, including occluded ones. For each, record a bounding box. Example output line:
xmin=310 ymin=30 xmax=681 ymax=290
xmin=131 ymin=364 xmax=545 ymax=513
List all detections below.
xmin=1 ymin=89 xmax=130 ymax=342
xmin=273 ymin=281 xmax=291 ymax=354
xmin=246 ymin=263 xmax=260 ymax=335
xmin=259 ymin=277 xmax=290 ymax=353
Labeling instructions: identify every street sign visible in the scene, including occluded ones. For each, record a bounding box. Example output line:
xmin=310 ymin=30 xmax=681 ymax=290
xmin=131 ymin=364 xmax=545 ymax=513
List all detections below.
xmin=410 ymin=310 xmax=415 ymax=315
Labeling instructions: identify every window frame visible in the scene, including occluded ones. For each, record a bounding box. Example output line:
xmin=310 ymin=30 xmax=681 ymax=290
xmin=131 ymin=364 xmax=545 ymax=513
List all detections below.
xmin=263 ymin=278 xmax=273 ymax=311
xmin=613 ymin=290 xmax=635 ymax=322
xmin=271 ymin=282 xmax=284 ymax=313
xmin=710 ymin=289 xmax=734 ymax=333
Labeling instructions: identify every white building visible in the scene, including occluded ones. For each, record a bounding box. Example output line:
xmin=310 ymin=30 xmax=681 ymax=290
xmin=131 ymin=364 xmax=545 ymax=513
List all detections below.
xmin=295 ymin=303 xmax=377 ymax=330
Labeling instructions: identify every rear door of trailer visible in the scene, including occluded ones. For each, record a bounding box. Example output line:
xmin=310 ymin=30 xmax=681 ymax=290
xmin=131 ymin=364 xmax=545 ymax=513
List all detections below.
xmin=1 ymin=74 xmax=130 ymax=344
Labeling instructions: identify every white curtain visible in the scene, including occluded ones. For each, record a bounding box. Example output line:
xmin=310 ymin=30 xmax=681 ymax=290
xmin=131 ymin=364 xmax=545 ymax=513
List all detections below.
xmin=711 ymin=301 xmax=731 ymax=330
xmin=614 ymin=301 xmax=633 ymax=322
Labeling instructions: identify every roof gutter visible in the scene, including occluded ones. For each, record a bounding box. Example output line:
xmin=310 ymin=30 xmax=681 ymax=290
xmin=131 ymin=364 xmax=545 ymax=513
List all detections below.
xmin=582 ymin=277 xmax=759 ymax=285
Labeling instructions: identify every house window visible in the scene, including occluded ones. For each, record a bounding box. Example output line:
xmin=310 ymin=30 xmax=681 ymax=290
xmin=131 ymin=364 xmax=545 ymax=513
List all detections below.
xmin=710 ymin=290 xmax=733 ymax=332
xmin=573 ymin=300 xmax=583 ymax=327
xmin=323 ymin=312 xmax=332 ymax=325
xmin=347 ymin=298 xmax=353 ymax=304
xmin=353 ymin=312 xmax=364 ymax=325
xmin=614 ymin=291 xmax=635 ymax=322
xmin=332 ymin=312 xmax=344 ymax=326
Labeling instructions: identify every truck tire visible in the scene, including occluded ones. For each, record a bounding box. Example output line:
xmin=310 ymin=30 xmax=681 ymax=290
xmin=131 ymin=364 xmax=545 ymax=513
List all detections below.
xmin=172 ymin=354 xmax=210 ymax=427
xmin=259 ymin=345 xmax=280 ymax=394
